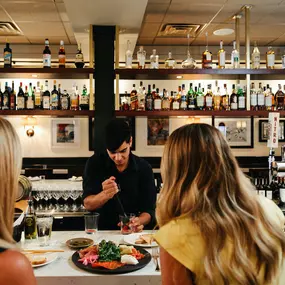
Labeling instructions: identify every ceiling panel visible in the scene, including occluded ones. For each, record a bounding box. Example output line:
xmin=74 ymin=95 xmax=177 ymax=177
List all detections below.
xmin=18 ymin=22 xmax=66 ymax=37
xmin=137 ymin=37 xmax=155 ymax=45
xmin=228 ymin=0 xmax=283 ymax=4
xmin=0 ymin=6 xmax=13 ymax=21
xmin=1 ymin=2 xmax=60 ymax=22
xmin=147 ymin=0 xmax=171 ymax=3
xmin=55 ymin=3 xmax=70 ymax=22
xmin=69 ymin=36 xmax=77 ymax=45
xmin=154 ymin=37 xmax=195 ymax=45
xmin=144 ymin=3 xmax=169 ymax=23
xmin=0 ymin=0 xmax=54 ymax=2
xmin=63 ymin=22 xmax=74 ymax=38
xmin=0 ymin=35 xmax=29 ymax=44
xmin=28 ymin=36 xmax=69 ymax=44
xmin=172 ymin=0 xmax=226 ymax=3
xmin=139 ymin=23 xmax=161 ymax=37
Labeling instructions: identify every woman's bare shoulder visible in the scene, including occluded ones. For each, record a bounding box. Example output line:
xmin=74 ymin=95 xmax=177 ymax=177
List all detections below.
xmin=0 ymin=249 xmax=36 ymax=285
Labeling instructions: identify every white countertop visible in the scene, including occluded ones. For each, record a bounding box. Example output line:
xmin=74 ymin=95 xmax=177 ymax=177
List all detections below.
xmin=32 ymin=179 xmax=83 ymax=191
xmin=21 ymin=231 xmax=161 ymax=285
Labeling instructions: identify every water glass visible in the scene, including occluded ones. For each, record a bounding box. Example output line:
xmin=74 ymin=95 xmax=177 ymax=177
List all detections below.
xmin=36 ymin=215 xmax=53 ymax=246
xmin=84 ymin=212 xmax=99 ymax=234
xmin=119 ymin=213 xmax=135 ymax=235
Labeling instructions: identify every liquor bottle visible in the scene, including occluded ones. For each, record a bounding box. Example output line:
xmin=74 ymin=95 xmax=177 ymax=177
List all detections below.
xmin=130 ymin=84 xmax=138 ymax=111
xmin=154 ymin=88 xmax=162 ymax=111
xmin=230 ymin=84 xmax=238 ymax=110
xmin=213 ymin=86 xmax=221 ymax=111
xmin=125 ymin=40 xmax=132 ymax=69
xmin=257 ymin=83 xmax=265 ymax=110
xmin=2 ymin=82 xmax=10 ymax=110
xmin=34 ymin=81 xmax=42 ymax=109
xmin=250 ymin=82 xmax=258 ymax=111
xmin=145 ymin=85 xmax=153 ymax=111
xmin=3 ymin=42 xmax=12 ymax=68
xmin=58 ymin=40 xmax=66 ymax=68
xmin=218 ymin=40 xmax=226 ymax=69
xmin=51 ymin=80 xmax=59 ymax=110
xmin=266 ymin=46 xmax=275 ymax=69
xmin=137 ymin=81 xmax=145 ymax=111
xmin=70 ymin=84 xmax=79 ymax=110
xmin=177 ymin=86 xmax=182 ymax=102
xmin=196 ymin=84 xmax=205 ymax=110
xmin=75 ymin=43 xmax=84 ymax=68
xmin=265 ymin=85 xmax=273 ymax=111
xmin=9 ymin=80 xmax=16 ymax=110
xmin=179 ymin=84 xmax=187 ymax=110
xmin=0 ymin=83 xmax=3 ymax=110
xmin=237 ymin=85 xmax=246 ymax=110
xmin=26 ymin=83 xmax=35 ymax=110
xmin=165 ymin=52 xmax=176 ymax=69
xmin=171 ymin=92 xmax=180 ymax=110
xmin=137 ymin=46 xmax=146 ymax=69
xmin=187 ymin=83 xmax=196 ymax=110
xmin=222 ymin=84 xmax=230 ymax=111
xmin=231 ymin=41 xmax=240 ymax=69
xmin=282 ymin=50 xmax=285 ymax=69
xmin=17 ymin=82 xmax=25 ymax=110
xmin=265 ymin=178 xmax=273 ymax=200
xmin=182 ymin=34 xmax=196 ymax=69
xmin=150 ymin=49 xmax=159 ymax=69
xmin=24 ymin=199 xmax=37 ymax=240
xmin=205 ymin=85 xmax=213 ymax=111
xmin=43 ymin=38 xmax=51 ymax=68
xmin=79 ymin=84 xmax=89 ymax=110
xmin=60 ymin=89 xmax=70 ymax=110
xmin=162 ymin=89 xmax=170 ymax=111
xmin=42 ymin=80 xmax=50 ymax=110
xmin=275 ymin=84 xmax=284 ymax=110
xmin=121 ymin=91 xmax=129 ymax=111
xmin=202 ymin=32 xmax=212 ymax=69
xmin=251 ymin=41 xmax=260 ymax=69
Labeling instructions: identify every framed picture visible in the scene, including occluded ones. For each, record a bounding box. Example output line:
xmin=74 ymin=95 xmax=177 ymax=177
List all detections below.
xmin=51 ymin=118 xmax=80 ymax=148
xmin=89 ymin=117 xmax=136 ymax=151
xmin=213 ymin=117 xmax=254 ymax=148
xmin=259 ymin=119 xmax=285 ymax=142
xmin=147 ymin=117 xmax=169 ymax=146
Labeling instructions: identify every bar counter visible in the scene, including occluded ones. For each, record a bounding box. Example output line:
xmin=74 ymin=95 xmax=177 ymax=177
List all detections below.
xmin=21 ymin=231 xmax=161 ymax=285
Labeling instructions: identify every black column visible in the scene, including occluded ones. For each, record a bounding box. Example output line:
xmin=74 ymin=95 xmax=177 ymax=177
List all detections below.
xmin=93 ymin=25 xmax=116 ymax=154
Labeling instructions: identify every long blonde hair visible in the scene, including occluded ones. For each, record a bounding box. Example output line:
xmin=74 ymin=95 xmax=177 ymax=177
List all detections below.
xmin=157 ymin=123 xmax=285 ymax=285
xmin=0 ymin=118 xmax=22 ymax=243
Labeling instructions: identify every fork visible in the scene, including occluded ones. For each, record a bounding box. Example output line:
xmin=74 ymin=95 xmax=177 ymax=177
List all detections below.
xmin=152 ymin=247 xmax=160 ymax=271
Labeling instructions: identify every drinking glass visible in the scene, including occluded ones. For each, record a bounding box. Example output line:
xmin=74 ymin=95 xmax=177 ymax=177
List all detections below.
xmin=51 ymin=191 xmax=61 ymax=211
xmin=84 ymin=212 xmax=99 ymax=234
xmin=119 ymin=213 xmax=135 ymax=235
xmin=36 ymin=214 xmax=53 ymax=246
xmin=61 ymin=190 xmax=71 ymax=212
xmin=70 ymin=190 xmax=80 ymax=212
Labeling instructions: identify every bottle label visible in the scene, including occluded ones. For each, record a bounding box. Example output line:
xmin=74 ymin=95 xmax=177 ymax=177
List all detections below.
xmin=280 ymin=188 xmax=285 ymax=202
xmin=219 ymin=52 xmax=225 ymax=66
xmin=43 ymin=54 xmax=51 ymax=67
xmin=71 ymin=97 xmax=79 ymax=108
xmin=138 ymin=55 xmax=145 ymax=67
xmin=26 ymin=97 xmax=34 ymax=109
xmin=51 ymin=94 xmax=58 ymax=107
xmin=231 ymin=102 xmax=238 ymax=110
xmin=250 ymin=94 xmax=257 ymax=106
xmin=10 ymin=95 xmax=15 ymax=109
xmin=238 ymin=97 xmax=245 ymax=109
xmin=162 ymin=100 xmax=170 ymax=110
xmin=35 ymin=95 xmax=41 ymax=106
xmin=80 ymin=96 xmax=89 ymax=105
xmin=252 ymin=54 xmax=260 ymax=68
xmin=3 ymin=95 xmax=9 ymax=109
xmin=206 ymin=53 xmax=212 ymax=61
xmin=266 ymin=190 xmax=273 ymax=200
xmin=258 ymin=190 xmax=266 ymax=197
xmin=25 ymin=216 xmax=37 ymax=239
xmin=188 ymin=98 xmax=195 ymax=109
xmin=43 ymin=97 xmax=50 ymax=109
xmin=257 ymin=93 xmax=265 ymax=106
xmin=61 ymin=97 xmax=69 ymax=109
xmin=180 ymin=100 xmax=187 ymax=109
xmin=58 ymin=54 xmax=66 ymax=65
xmin=282 ymin=55 xmax=285 ymax=69
xmin=206 ymin=97 xmax=212 ymax=107
xmin=150 ymin=60 xmax=159 ymax=69
xmin=17 ymin=97 xmax=25 ymax=109
xmin=125 ymin=55 xmax=132 ymax=68
xmin=146 ymin=98 xmax=153 ymax=110
xmin=154 ymin=99 xmax=162 ymax=110
xmin=196 ymin=96 xmax=204 ymax=107
xmin=75 ymin=53 xmax=84 ymax=62
xmin=4 ymin=52 xmax=11 ymax=65
xmin=265 ymin=96 xmax=272 ymax=107
xmin=172 ymin=101 xmax=180 ymax=110
xmin=267 ymin=54 xmax=275 ymax=67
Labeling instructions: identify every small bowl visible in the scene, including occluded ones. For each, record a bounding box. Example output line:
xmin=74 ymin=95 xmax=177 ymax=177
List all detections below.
xmin=66 ymin=238 xmax=94 ymax=249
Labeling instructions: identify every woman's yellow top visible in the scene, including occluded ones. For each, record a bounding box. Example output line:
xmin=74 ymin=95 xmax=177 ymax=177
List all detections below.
xmin=155 ymin=196 xmax=285 ymax=285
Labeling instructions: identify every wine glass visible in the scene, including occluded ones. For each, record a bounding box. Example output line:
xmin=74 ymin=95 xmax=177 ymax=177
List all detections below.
xmin=61 ymin=190 xmax=71 ymax=212
xmin=70 ymin=190 xmax=81 ymax=212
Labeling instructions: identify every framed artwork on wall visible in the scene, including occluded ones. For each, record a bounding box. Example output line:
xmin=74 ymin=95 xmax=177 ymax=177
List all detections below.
xmin=259 ymin=119 xmax=285 ymax=142
xmin=51 ymin=118 xmax=80 ymax=148
xmin=213 ymin=117 xmax=254 ymax=148
xmin=89 ymin=117 xmax=136 ymax=151
xmin=147 ymin=117 xmax=169 ymax=146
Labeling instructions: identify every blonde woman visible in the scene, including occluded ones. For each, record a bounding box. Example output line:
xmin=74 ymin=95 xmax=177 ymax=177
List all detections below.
xmin=0 ymin=118 xmax=36 ymax=285
xmin=155 ymin=123 xmax=285 ymax=285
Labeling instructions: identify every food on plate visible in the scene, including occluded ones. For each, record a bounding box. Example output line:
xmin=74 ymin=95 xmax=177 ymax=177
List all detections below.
xmin=121 ymin=255 xmax=139 ymax=265
xmin=26 ymin=254 xmax=47 ymax=265
xmin=77 ymin=240 xmax=145 ymax=269
xmin=135 ymin=234 xmax=154 ymax=245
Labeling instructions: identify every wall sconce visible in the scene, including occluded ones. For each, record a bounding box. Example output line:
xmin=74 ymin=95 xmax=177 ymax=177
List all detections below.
xmin=236 ymin=120 xmax=246 ymax=129
xmin=22 ymin=116 xmax=38 ymax=137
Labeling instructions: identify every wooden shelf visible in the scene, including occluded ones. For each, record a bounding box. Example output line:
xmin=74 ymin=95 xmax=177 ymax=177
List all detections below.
xmin=115 ymin=110 xmax=283 ymax=117
xmin=0 ymin=68 xmax=94 ymax=79
xmin=0 ymin=110 xmax=94 ymax=117
xmin=115 ymin=68 xmax=285 ymax=80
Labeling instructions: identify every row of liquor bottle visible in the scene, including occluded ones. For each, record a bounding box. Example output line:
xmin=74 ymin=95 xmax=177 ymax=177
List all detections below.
xmin=126 ymin=41 xmax=285 ymax=70
xmin=2 ymin=39 xmax=85 ymax=68
xmin=120 ymin=81 xmax=285 ymax=111
xmin=0 ymin=80 xmax=89 ymax=111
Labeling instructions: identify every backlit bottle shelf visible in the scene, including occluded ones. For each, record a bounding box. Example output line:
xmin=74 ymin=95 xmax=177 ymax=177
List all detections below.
xmin=0 ymin=110 xmax=94 ymax=117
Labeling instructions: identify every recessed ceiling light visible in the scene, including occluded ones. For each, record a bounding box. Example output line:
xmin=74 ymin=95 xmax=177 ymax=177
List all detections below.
xmin=213 ymin=28 xmax=234 ymax=36
xmin=176 ymin=75 xmax=183 ymax=79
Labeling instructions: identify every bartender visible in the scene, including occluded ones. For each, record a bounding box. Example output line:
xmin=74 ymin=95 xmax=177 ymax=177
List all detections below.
xmin=83 ymin=118 xmax=157 ymax=231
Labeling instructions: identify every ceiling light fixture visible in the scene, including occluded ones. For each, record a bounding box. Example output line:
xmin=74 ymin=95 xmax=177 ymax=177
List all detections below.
xmin=176 ymin=75 xmax=183 ymax=79
xmin=213 ymin=28 xmax=234 ymax=36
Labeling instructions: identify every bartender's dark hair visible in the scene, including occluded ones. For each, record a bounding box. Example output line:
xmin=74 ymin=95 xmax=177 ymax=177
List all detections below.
xmin=105 ymin=118 xmax=131 ymax=151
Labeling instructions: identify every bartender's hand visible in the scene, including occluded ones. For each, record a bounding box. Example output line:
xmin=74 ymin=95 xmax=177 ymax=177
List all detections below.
xmin=130 ymin=217 xmax=144 ymax=233
xmin=101 ymin=176 xmax=118 ymax=200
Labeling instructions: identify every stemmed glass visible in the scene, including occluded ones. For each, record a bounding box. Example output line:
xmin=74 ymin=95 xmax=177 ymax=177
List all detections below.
xmin=70 ymin=190 xmax=81 ymax=212
xmin=43 ymin=190 xmax=53 ymax=211
xmin=78 ymin=191 xmax=86 ymax=211
xmin=51 ymin=191 xmax=62 ymax=211
xmin=182 ymin=34 xmax=196 ymax=69
xmin=61 ymin=190 xmax=71 ymax=212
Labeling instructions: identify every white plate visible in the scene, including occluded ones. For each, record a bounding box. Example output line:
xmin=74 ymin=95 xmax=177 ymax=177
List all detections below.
xmin=123 ymin=233 xmax=158 ymax=248
xmin=31 ymin=253 xmax=58 ymax=268
xmin=68 ymin=178 xmax=83 ymax=182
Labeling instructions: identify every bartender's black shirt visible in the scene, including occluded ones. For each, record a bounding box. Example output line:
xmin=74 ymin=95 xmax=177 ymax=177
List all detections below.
xmin=83 ymin=152 xmax=157 ymax=230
